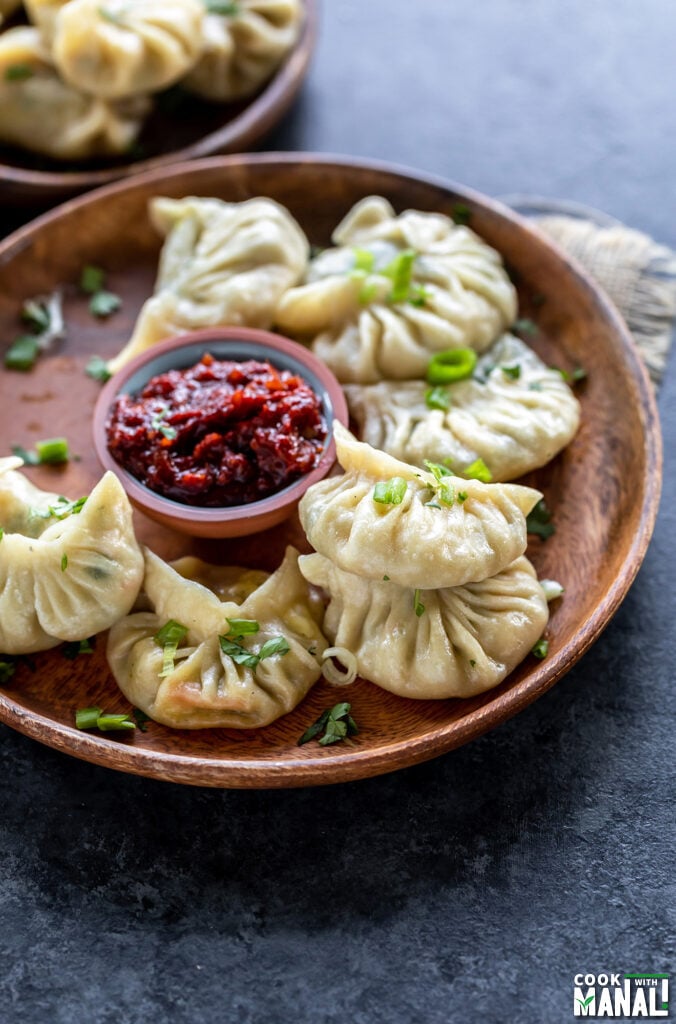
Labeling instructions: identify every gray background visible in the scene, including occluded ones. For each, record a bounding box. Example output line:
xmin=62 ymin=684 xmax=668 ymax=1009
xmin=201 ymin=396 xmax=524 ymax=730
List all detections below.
xmin=1 ymin=2 xmax=675 ymax=1022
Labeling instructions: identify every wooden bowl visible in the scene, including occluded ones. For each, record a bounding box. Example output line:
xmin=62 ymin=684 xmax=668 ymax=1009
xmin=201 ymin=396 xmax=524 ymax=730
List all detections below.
xmin=0 ymin=154 xmax=662 ymax=787
xmin=92 ymin=328 xmax=349 ymax=538
xmin=0 ymin=0 xmax=317 ymax=206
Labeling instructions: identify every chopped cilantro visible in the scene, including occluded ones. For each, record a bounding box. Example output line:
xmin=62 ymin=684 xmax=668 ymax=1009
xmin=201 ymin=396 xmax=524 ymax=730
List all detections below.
xmin=526 ymin=499 xmax=555 ymax=540
xmin=298 ymin=702 xmax=358 ymax=746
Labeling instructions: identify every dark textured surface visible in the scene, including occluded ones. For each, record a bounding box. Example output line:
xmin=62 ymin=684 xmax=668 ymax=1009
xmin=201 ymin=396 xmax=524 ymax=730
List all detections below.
xmin=1 ymin=2 xmax=674 ymax=1022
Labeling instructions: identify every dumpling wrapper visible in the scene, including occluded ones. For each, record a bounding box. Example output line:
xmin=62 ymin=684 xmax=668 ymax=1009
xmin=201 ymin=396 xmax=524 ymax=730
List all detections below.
xmin=108 ymin=195 xmax=309 ymax=373
xmin=52 ymin=0 xmax=204 ymax=100
xmin=274 ymin=196 xmax=517 ymax=383
xmin=183 ymin=0 xmax=301 ymax=103
xmin=299 ymin=423 xmax=541 ymax=591
xmin=0 ymin=27 xmax=151 ymax=161
xmin=0 ymin=461 xmax=144 ymax=655
xmin=346 ymin=334 xmax=581 ymax=482
xmin=300 ymin=552 xmax=549 ymax=700
xmin=107 ymin=546 xmax=327 ymax=729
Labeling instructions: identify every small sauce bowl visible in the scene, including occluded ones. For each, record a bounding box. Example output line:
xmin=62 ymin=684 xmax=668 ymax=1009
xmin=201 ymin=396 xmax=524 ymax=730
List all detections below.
xmin=92 ymin=328 xmax=348 ymax=538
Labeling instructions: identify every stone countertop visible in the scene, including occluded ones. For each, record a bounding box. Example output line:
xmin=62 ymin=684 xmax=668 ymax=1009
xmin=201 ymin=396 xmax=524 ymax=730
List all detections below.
xmin=1 ymin=2 xmax=674 ymax=1022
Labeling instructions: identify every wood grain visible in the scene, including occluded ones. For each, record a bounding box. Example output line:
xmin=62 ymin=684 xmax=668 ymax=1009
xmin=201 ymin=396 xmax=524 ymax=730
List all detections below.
xmin=0 ymin=155 xmax=662 ymax=787
xmin=0 ymin=0 xmax=317 ymax=206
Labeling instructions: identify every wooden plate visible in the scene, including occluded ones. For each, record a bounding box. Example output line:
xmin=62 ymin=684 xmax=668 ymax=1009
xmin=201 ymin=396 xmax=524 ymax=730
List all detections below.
xmin=0 ymin=154 xmax=662 ymax=787
xmin=0 ymin=1 xmax=316 ymax=206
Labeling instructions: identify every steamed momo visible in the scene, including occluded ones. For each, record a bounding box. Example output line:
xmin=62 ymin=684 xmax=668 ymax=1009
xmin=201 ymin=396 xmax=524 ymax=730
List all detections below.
xmin=0 ymin=27 xmax=151 ymax=160
xmin=274 ymin=196 xmax=517 ymax=384
xmin=52 ymin=0 xmax=204 ymax=100
xmin=108 ymin=196 xmax=309 ymax=373
xmin=346 ymin=335 xmax=581 ymax=482
xmin=0 ymin=459 xmax=144 ymax=655
xmin=107 ymin=546 xmax=327 ymax=729
xmin=184 ymin=0 xmax=301 ymax=103
xmin=299 ymin=424 xmax=541 ymax=590
xmin=299 ymin=553 xmax=549 ymax=700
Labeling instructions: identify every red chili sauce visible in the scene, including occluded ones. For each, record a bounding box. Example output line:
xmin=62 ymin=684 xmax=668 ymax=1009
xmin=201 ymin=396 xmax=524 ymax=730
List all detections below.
xmin=106 ymin=355 xmax=328 ymax=507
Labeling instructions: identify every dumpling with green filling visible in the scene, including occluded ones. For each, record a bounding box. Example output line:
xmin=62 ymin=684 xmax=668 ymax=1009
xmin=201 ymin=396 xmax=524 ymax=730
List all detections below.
xmin=345 ymin=334 xmax=581 ymax=481
xmin=0 ymin=459 xmax=144 ymax=655
xmin=274 ymin=196 xmax=517 ymax=384
xmin=299 ymin=552 xmax=549 ymax=700
xmin=108 ymin=195 xmax=309 ymax=373
xmin=106 ymin=546 xmax=327 ymax=729
xmin=183 ymin=0 xmax=302 ymax=103
xmin=298 ymin=423 xmax=541 ymax=591
xmin=0 ymin=27 xmax=151 ymax=161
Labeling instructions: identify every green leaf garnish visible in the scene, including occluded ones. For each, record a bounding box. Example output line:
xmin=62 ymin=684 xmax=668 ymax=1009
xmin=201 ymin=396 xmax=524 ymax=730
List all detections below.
xmin=5 ymin=64 xmax=34 ymax=81
xmin=96 ymin=714 xmax=137 ymax=732
xmin=382 ymin=249 xmax=416 ymax=303
xmin=408 ymin=284 xmax=430 ymax=308
xmin=85 ymin=355 xmax=112 ymax=383
xmin=427 ymin=348 xmax=477 ymax=384
xmin=30 ymin=495 xmax=87 ymax=521
xmin=62 ymin=638 xmax=95 ymax=660
xmin=0 ymin=659 xmax=16 ymax=684
xmin=462 ymin=458 xmax=492 ymax=483
xmin=452 ymin=203 xmax=471 ymax=225
xmin=225 ymin=618 xmax=260 ymax=637
xmin=259 ymin=636 xmax=291 ymax=660
xmin=531 ymin=637 xmax=549 ymax=659
xmin=526 ymin=499 xmax=555 ymax=539
xmin=513 ymin=318 xmax=537 ymax=336
xmin=89 ymin=290 xmax=121 ymax=318
xmin=457 ymin=491 xmax=468 ymax=502
xmin=424 ymin=459 xmax=453 ymax=481
xmin=4 ymin=335 xmax=40 ymax=371
xmin=414 ymin=589 xmax=425 ymax=617
xmin=22 ymin=299 xmax=51 ymax=333
xmin=501 ymin=364 xmax=521 ymax=380
xmin=218 ymin=636 xmax=261 ymax=668
xmin=528 ymin=381 xmax=543 ymax=391
xmin=61 ymin=553 xmax=68 ymax=572
xmin=150 ymin=406 xmax=177 ymax=440
xmin=557 ymin=365 xmax=588 ymax=384
xmin=298 ymin=702 xmax=358 ymax=746
xmin=75 ymin=706 xmax=102 ymax=730
xmin=79 ymin=265 xmax=106 ymax=295
xmin=154 ymin=620 xmax=189 ymax=647
xmin=425 ymin=386 xmax=451 ymax=411
xmin=11 ymin=437 xmax=70 ymax=466
xmin=373 ymin=477 xmax=408 ymax=506
xmin=383 ymin=575 xmax=390 ymax=581
xmin=132 ymin=708 xmax=151 ymax=732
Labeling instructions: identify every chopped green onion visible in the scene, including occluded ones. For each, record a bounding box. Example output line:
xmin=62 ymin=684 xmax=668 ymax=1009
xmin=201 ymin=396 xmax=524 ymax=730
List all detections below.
xmin=526 ymin=499 xmax=555 ymax=540
xmin=225 ymin=618 xmax=260 ymax=637
xmin=5 ymin=64 xmax=34 ymax=81
xmin=4 ymin=335 xmax=40 ymax=371
xmin=75 ymin=707 xmax=102 ymax=730
xmin=383 ymin=575 xmax=390 ymax=581
xmin=0 ymin=527 xmax=3 ymax=541
xmin=513 ymin=318 xmax=537 ymax=336
xmin=298 ymin=702 xmax=358 ymax=746
xmin=372 ymin=477 xmax=408 ymax=506
xmin=61 ymin=553 xmax=68 ymax=572
xmin=409 ymin=284 xmax=430 ymax=308
xmin=358 ymin=281 xmax=379 ymax=304
xmin=79 ymin=265 xmax=106 ymax=295
xmin=557 ymin=365 xmax=588 ymax=384
xmin=540 ymin=579 xmax=564 ymax=602
xmin=501 ymin=364 xmax=521 ymax=380
xmin=89 ymin=290 xmax=121 ymax=318
xmin=35 ymin=437 xmax=70 ymax=464
xmin=424 ymin=459 xmax=453 ymax=481
xmin=62 ymin=638 xmax=95 ymax=660
xmin=425 ymin=386 xmax=451 ymax=411
xmin=413 ymin=589 xmax=425 ymax=617
xmin=462 ymin=458 xmax=492 ymax=482
xmin=452 ymin=203 xmax=471 ymax=225
xmin=259 ymin=636 xmax=291 ymax=661
xmin=48 ymin=495 xmax=87 ymax=519
xmin=159 ymin=642 xmax=179 ymax=678
xmin=531 ymin=638 xmax=549 ymax=659
xmin=22 ymin=299 xmax=51 ymax=333
xmin=96 ymin=714 xmax=136 ymax=732
xmin=352 ymin=248 xmax=375 ymax=272
xmin=204 ymin=0 xmax=240 ymax=13
xmin=0 ymin=659 xmax=16 ymax=684
xmin=86 ymin=356 xmax=112 ymax=382
xmin=150 ymin=406 xmax=177 ymax=441
xmin=218 ymin=636 xmax=261 ymax=668
xmin=382 ymin=249 xmax=417 ymax=303
xmin=427 ymin=348 xmax=477 ymax=384
xmin=457 ymin=491 xmax=468 ymax=502
xmin=154 ymin=620 xmax=189 ymax=647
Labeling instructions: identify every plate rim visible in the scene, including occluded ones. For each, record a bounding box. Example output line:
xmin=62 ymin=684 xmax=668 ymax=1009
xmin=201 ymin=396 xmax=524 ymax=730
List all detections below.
xmin=0 ymin=0 xmax=317 ymax=198
xmin=0 ymin=152 xmax=663 ymax=787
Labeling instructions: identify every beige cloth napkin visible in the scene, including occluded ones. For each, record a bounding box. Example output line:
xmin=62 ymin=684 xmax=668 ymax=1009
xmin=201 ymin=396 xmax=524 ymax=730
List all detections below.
xmin=532 ymin=215 xmax=676 ymax=387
